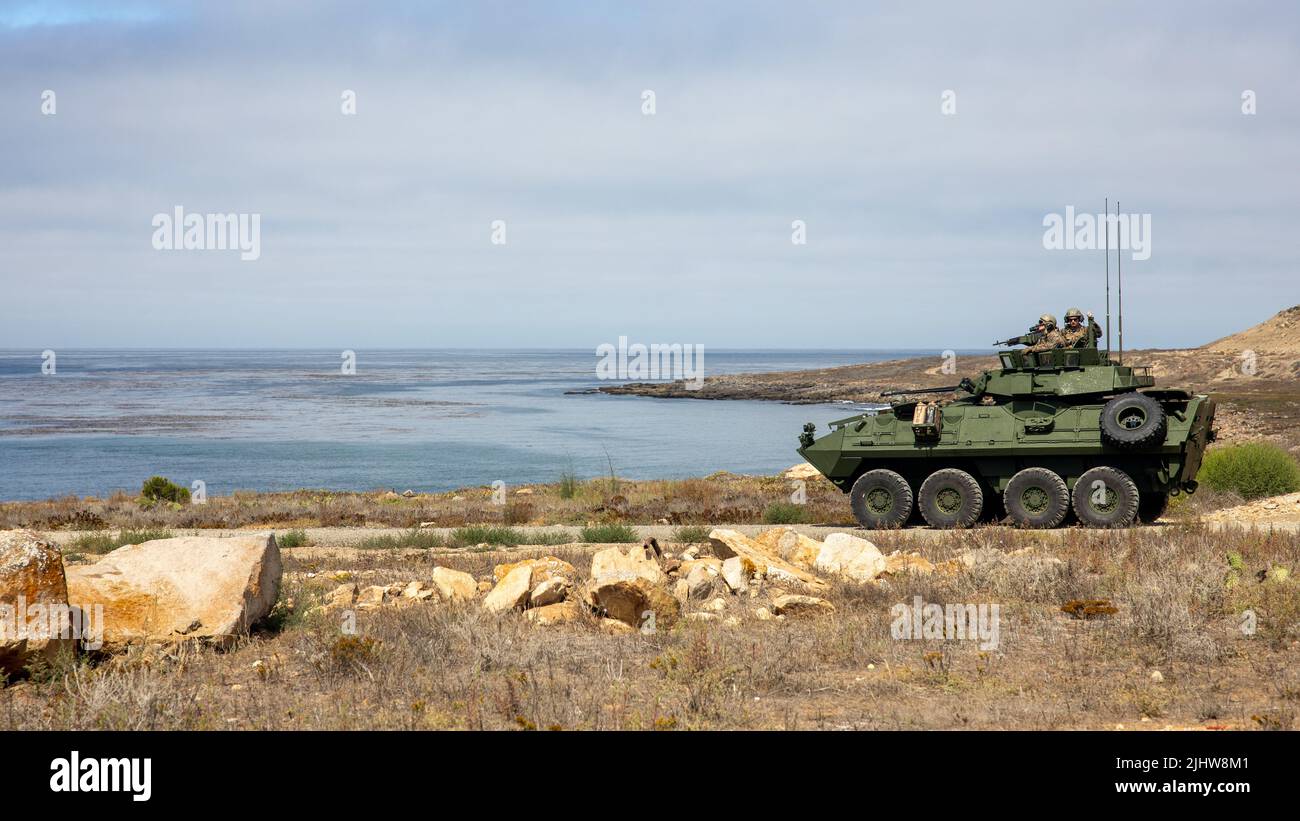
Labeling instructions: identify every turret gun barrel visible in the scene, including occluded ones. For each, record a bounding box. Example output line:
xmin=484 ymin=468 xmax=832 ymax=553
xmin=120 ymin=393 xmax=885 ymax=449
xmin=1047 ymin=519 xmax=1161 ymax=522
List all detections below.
xmin=880 ymin=378 xmax=976 ymax=398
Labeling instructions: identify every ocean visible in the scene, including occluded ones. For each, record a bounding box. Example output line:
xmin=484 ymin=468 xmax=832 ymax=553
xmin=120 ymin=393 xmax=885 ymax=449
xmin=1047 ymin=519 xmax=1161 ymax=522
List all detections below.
xmin=0 ymin=348 xmax=938 ymax=501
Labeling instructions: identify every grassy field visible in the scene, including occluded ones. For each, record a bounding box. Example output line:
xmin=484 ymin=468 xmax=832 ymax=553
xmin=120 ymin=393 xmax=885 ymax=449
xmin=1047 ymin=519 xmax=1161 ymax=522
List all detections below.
xmin=5 ymin=522 xmax=1296 ymax=730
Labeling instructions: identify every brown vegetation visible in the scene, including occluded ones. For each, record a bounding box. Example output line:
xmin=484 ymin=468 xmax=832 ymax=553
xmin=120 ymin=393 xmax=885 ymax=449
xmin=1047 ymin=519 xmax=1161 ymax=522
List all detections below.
xmin=4 ymin=525 xmax=1297 ymax=730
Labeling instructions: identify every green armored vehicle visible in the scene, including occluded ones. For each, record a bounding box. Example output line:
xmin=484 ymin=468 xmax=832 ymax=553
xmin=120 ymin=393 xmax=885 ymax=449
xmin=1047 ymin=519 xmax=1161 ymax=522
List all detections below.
xmin=796 ymin=346 xmax=1216 ymax=529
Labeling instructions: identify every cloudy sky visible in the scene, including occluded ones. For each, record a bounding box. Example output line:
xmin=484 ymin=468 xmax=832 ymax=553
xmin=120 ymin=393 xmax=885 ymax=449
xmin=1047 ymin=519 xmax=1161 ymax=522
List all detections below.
xmin=1 ymin=0 xmax=1296 ymax=349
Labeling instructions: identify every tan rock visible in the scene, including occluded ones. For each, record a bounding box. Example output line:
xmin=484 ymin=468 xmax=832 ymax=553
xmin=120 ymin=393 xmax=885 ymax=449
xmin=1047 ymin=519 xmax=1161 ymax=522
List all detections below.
xmin=882 ymin=552 xmax=935 ymax=576
xmin=322 ymin=583 xmax=357 ymax=610
xmin=685 ymin=564 xmax=717 ymax=600
xmin=685 ymin=612 xmax=718 ymax=623
xmin=723 ymin=616 xmax=741 ymax=627
xmin=772 ymin=594 xmax=835 ymax=618
xmin=483 ymin=565 xmax=534 ymax=613
xmin=816 ymin=533 xmax=886 ymax=582
xmin=355 ymin=585 xmax=391 ymax=610
xmin=672 ymin=579 xmax=690 ymax=605
xmin=401 ymin=581 xmax=439 ymax=600
xmin=525 ymin=600 xmax=579 ymax=626
xmin=430 ymin=567 xmax=478 ymax=602
xmin=678 ymin=557 xmax=723 ymax=577
xmin=476 ymin=580 xmax=493 ymax=594
xmin=529 ymin=576 xmax=572 ymax=608
xmin=0 ymin=530 xmax=74 ymax=674
xmin=754 ymin=606 xmax=775 ymax=621
xmin=589 ymin=545 xmax=665 ymax=586
xmin=599 ymin=618 xmax=636 ymax=635
xmin=63 ymin=533 xmax=282 ymax=649
xmin=721 ymin=556 xmax=758 ymax=593
xmin=708 ymin=529 xmax=828 ymax=592
xmin=703 ymin=597 xmax=727 ymax=613
xmin=493 ymin=556 xmax=576 ymax=584
xmin=584 ymin=577 xmax=679 ymax=630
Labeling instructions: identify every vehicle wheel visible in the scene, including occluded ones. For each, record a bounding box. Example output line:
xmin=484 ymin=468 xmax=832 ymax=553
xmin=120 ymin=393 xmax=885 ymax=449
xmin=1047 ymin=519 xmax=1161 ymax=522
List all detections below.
xmin=849 ymin=469 xmax=913 ymax=529
xmin=1100 ymin=393 xmax=1167 ymax=449
xmin=1137 ymin=491 xmax=1170 ymax=524
xmin=1004 ymin=467 xmax=1070 ymax=529
xmin=1072 ymin=466 xmax=1140 ymax=528
xmin=918 ymin=469 xmax=984 ymax=529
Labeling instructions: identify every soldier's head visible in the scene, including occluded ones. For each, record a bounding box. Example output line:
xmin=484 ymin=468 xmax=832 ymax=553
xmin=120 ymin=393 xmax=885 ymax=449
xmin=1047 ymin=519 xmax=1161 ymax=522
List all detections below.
xmin=1038 ymin=313 xmax=1057 ymax=332
xmin=1064 ymin=308 xmax=1084 ymax=328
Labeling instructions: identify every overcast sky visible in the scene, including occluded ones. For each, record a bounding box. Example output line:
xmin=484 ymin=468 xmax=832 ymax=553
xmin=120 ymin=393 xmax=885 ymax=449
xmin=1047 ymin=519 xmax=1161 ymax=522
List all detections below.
xmin=1 ymin=0 xmax=1297 ymax=350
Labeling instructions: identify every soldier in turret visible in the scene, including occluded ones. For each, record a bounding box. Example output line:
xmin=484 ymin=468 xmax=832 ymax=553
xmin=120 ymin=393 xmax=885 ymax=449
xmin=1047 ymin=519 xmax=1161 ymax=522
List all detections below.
xmin=996 ymin=313 xmax=1057 ymax=348
xmin=1025 ymin=314 xmax=1066 ymax=352
xmin=1060 ymin=307 xmax=1103 ymax=348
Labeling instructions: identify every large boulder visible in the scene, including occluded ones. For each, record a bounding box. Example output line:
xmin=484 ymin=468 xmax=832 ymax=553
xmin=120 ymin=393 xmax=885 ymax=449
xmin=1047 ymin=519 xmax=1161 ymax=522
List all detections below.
xmin=815 ymin=533 xmax=886 ymax=582
xmin=590 ymin=544 xmax=665 ymax=586
xmin=1 ymin=530 xmax=75 ymax=675
xmin=525 ymin=600 xmax=580 ymax=626
xmin=753 ymin=527 xmax=823 ymax=570
xmin=529 ymin=577 xmax=572 ymax=607
xmin=483 ymin=565 xmax=534 ymax=613
xmin=684 ymin=563 xmax=718 ymax=600
xmin=584 ymin=577 xmax=679 ymax=630
xmin=64 ymin=533 xmax=282 ymax=649
xmin=430 ymin=567 xmax=477 ymax=602
xmin=708 ymin=529 xmax=828 ymax=592
xmin=493 ymin=556 xmax=576 ymax=585
xmin=720 ymin=556 xmax=759 ymax=593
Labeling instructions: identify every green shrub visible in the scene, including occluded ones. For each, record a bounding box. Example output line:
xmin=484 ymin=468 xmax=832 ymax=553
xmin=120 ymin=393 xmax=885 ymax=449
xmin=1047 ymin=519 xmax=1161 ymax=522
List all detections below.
xmin=448 ymin=525 xmax=524 ymax=548
xmin=357 ymin=529 xmax=447 ymax=550
xmin=68 ymin=528 xmax=173 ymax=555
xmin=1197 ymin=442 xmax=1300 ymax=501
xmin=278 ymin=529 xmax=310 ymax=548
xmin=529 ymin=529 xmax=575 ymax=545
xmin=763 ymin=502 xmax=808 ymax=524
xmin=140 ymin=476 xmax=190 ymax=505
xmin=672 ymin=525 xmax=711 ymax=543
xmin=558 ymin=471 xmax=579 ymax=500
xmin=579 ymin=523 xmax=639 ymax=543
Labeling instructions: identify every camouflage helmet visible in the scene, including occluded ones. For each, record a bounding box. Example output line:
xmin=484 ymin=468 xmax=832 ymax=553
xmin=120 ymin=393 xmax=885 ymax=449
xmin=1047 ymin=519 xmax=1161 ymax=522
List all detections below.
xmin=1064 ymin=307 xmax=1084 ymax=321
xmin=1038 ymin=313 xmax=1057 ymax=328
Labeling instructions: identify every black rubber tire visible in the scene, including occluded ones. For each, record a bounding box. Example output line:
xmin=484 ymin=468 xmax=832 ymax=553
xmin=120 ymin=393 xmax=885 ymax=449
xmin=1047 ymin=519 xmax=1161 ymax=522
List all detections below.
xmin=849 ymin=469 xmax=913 ymax=529
xmin=1004 ymin=467 xmax=1070 ymax=529
xmin=1137 ymin=491 xmax=1170 ymax=524
xmin=1072 ymin=466 xmax=1141 ymax=528
xmin=1100 ymin=393 xmax=1167 ymax=449
xmin=918 ymin=469 xmax=984 ymax=529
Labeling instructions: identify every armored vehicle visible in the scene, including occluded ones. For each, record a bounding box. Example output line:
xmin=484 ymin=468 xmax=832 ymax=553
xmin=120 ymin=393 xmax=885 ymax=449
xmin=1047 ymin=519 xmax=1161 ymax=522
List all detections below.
xmin=796 ymin=346 xmax=1216 ymax=529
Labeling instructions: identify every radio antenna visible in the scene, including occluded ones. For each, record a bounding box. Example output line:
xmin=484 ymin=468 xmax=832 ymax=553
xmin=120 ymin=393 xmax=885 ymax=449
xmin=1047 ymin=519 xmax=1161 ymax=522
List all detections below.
xmin=1104 ymin=197 xmax=1111 ymax=361
xmin=1117 ymin=200 xmax=1124 ymax=366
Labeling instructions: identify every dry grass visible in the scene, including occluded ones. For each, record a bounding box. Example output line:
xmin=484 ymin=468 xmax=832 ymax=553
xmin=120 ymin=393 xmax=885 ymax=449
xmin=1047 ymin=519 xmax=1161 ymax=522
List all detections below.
xmin=3 ymin=525 xmax=1296 ymax=730
xmin=0 ymin=473 xmax=856 ymax=532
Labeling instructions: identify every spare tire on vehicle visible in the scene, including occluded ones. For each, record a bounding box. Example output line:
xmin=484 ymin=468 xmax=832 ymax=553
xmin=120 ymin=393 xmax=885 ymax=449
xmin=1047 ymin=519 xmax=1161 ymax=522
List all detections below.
xmin=1100 ymin=393 xmax=1167 ymax=449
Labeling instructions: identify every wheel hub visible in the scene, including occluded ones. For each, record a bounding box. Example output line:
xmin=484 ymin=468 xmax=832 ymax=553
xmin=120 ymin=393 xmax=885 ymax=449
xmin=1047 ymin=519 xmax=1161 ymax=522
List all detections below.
xmin=866 ymin=487 xmax=893 ymax=514
xmin=936 ymin=487 xmax=963 ymax=514
xmin=1021 ymin=486 xmax=1050 ymax=513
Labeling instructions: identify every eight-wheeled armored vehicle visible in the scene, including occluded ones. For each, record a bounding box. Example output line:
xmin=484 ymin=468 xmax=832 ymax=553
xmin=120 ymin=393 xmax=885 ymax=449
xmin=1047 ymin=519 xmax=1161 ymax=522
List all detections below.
xmin=796 ymin=346 xmax=1216 ymax=529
